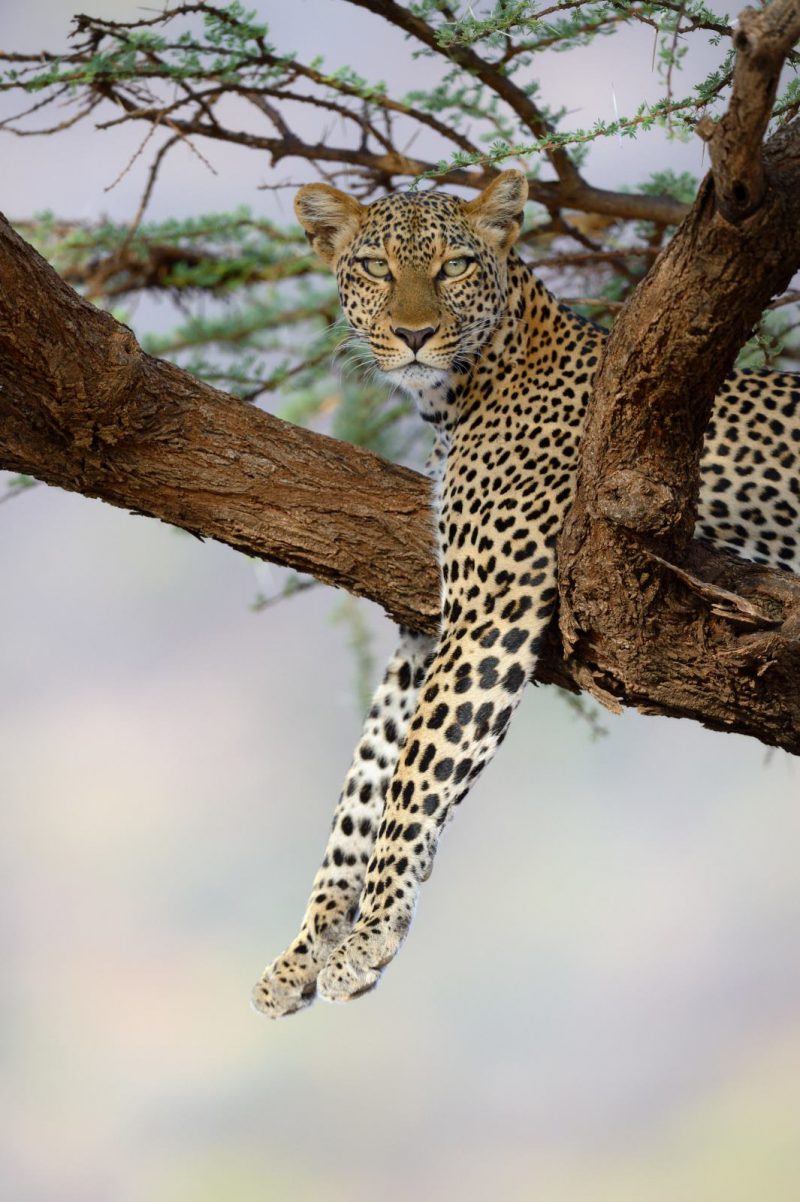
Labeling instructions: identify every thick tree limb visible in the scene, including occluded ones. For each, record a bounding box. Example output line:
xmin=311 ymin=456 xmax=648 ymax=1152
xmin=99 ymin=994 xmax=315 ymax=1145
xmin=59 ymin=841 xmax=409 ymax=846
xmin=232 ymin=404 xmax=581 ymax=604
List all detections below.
xmin=557 ymin=0 xmax=800 ymax=751
xmin=0 ymin=214 xmax=439 ymax=631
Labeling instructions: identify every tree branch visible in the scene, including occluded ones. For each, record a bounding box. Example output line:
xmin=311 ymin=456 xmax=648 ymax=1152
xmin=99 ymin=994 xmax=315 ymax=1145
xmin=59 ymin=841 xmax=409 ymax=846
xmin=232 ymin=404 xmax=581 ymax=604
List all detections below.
xmin=0 ymin=213 xmax=439 ymax=631
xmin=342 ymin=0 xmax=584 ymax=189
xmin=0 ymin=3 xmax=692 ymax=228
xmin=557 ymin=0 xmax=800 ymax=750
xmin=87 ymin=93 xmax=692 ymax=226
xmin=696 ymin=0 xmax=800 ymax=221
xmin=2 ymin=3 xmax=799 ymax=754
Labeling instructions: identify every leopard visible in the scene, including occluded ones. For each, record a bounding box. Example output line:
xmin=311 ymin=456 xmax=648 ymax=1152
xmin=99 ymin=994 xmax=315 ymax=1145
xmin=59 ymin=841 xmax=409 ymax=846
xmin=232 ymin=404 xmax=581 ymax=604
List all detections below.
xmin=252 ymin=170 xmax=800 ymax=1017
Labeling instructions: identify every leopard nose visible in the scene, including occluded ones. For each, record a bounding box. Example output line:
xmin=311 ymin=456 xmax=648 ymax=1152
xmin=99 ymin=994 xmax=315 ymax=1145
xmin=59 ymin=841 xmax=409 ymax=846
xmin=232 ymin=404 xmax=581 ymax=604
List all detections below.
xmin=393 ymin=325 xmax=438 ymax=353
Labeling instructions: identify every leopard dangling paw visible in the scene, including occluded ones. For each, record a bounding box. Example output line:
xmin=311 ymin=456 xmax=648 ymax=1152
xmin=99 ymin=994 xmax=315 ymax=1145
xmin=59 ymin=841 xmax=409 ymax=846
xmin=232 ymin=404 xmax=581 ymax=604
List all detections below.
xmin=251 ymin=940 xmax=320 ymax=1018
xmin=251 ymin=915 xmax=353 ymax=1018
xmin=317 ymin=912 xmax=411 ymax=1003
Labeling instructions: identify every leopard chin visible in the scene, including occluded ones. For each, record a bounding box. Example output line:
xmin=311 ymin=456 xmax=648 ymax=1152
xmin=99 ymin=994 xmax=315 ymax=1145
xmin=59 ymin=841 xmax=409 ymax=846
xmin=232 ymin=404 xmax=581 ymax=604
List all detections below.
xmin=382 ymin=363 xmax=451 ymax=392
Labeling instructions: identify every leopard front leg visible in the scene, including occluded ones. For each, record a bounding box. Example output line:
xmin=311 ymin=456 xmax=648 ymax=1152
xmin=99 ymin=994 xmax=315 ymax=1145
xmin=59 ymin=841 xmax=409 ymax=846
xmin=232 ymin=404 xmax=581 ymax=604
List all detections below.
xmin=251 ymin=628 xmax=435 ymax=1017
xmin=317 ymin=599 xmax=549 ymax=1003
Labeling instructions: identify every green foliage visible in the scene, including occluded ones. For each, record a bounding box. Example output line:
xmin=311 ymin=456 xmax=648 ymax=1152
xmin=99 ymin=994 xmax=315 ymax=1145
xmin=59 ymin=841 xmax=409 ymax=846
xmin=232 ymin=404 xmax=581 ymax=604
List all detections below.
xmin=776 ymin=74 xmax=800 ymax=121
xmin=3 ymin=0 xmax=798 ymax=436
xmin=25 ymin=208 xmax=316 ymax=292
xmin=4 ymin=0 xmax=795 ymax=185
xmin=4 ymin=0 xmax=797 ymax=457
xmin=639 ymin=169 xmax=699 ymax=207
xmin=434 ymin=0 xmax=540 ymax=48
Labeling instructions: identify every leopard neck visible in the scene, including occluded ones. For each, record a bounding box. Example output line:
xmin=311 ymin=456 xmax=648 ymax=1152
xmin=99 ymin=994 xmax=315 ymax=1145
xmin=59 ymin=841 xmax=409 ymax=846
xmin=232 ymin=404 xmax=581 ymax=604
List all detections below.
xmin=495 ymin=256 xmax=605 ymax=377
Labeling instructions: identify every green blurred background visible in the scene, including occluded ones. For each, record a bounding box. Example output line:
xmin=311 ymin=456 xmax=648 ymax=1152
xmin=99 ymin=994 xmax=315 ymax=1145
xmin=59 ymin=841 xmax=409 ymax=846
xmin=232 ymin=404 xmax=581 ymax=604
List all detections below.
xmin=2 ymin=2 xmax=800 ymax=1199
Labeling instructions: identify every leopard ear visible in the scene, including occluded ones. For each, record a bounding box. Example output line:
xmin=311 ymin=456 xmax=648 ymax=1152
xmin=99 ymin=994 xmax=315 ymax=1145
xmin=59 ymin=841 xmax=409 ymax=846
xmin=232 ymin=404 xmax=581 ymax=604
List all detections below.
xmin=464 ymin=170 xmax=528 ymax=253
xmin=294 ymin=184 xmax=365 ymax=266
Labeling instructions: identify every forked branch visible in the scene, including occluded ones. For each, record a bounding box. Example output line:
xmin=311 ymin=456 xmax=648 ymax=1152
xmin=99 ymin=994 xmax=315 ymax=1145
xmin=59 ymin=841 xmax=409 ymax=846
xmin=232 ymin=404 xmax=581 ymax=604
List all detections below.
xmin=696 ymin=0 xmax=800 ymax=221
xmin=557 ymin=0 xmax=800 ymax=748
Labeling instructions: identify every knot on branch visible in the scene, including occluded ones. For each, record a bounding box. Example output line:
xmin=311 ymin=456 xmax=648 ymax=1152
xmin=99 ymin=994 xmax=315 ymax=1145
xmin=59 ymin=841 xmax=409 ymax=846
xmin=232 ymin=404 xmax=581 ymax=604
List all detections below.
xmin=595 ymin=469 xmax=681 ymax=536
xmin=57 ymin=323 xmax=147 ymax=452
xmin=695 ymin=115 xmax=718 ymax=143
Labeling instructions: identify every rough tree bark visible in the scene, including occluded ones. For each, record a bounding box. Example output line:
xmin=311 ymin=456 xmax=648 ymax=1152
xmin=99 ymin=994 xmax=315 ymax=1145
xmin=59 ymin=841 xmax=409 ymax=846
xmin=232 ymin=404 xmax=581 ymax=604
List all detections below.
xmin=556 ymin=0 xmax=800 ymax=750
xmin=1 ymin=1 xmax=799 ymax=752
xmin=0 ymin=217 xmax=438 ymax=631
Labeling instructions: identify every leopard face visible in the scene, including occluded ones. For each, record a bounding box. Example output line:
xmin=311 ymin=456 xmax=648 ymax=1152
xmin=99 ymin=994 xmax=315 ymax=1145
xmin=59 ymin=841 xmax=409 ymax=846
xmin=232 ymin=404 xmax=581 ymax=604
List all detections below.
xmin=295 ymin=172 xmax=528 ymax=392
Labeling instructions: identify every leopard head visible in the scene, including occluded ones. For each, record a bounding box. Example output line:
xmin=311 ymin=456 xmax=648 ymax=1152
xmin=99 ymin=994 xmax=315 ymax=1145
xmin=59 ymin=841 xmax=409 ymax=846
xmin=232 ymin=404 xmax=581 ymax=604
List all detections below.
xmin=295 ymin=171 xmax=528 ymax=391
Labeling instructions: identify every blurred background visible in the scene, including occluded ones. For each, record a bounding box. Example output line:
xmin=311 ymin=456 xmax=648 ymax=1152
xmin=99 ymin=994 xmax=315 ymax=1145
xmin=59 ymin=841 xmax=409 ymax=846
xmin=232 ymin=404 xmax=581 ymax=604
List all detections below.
xmin=2 ymin=2 xmax=800 ymax=1200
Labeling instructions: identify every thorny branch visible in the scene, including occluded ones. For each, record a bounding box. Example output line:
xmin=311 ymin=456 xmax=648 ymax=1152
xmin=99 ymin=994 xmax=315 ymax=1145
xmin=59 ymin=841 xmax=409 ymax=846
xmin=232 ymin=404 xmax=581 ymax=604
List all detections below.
xmin=1 ymin=1 xmax=697 ymax=222
xmin=8 ymin=0 xmax=788 ymax=383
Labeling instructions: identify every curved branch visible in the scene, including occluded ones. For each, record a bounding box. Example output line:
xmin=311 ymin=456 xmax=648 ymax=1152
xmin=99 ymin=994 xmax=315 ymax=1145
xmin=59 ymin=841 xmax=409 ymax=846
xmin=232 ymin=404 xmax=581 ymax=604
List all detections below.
xmin=0 ymin=213 xmax=439 ymax=631
xmin=343 ymin=0 xmax=584 ymax=189
xmin=0 ymin=3 xmax=691 ymax=228
xmin=696 ymin=0 xmax=800 ymax=221
xmin=557 ymin=1 xmax=800 ymax=750
xmin=91 ymin=96 xmax=691 ymax=225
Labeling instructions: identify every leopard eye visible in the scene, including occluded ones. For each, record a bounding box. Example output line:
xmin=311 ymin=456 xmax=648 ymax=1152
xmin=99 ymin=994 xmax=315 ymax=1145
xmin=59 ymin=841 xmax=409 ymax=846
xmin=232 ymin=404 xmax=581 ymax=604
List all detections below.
xmin=361 ymin=258 xmax=391 ymax=279
xmin=441 ymin=257 xmax=471 ymax=278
